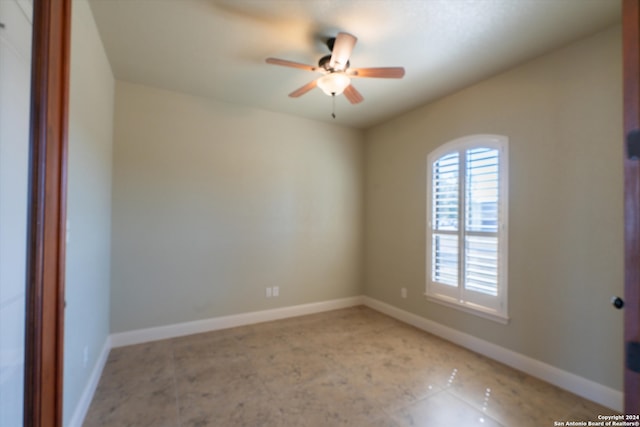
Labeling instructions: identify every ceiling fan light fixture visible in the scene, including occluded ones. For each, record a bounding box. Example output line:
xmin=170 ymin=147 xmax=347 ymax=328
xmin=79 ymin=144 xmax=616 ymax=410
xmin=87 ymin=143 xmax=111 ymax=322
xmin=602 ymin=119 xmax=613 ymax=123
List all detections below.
xmin=317 ymin=72 xmax=350 ymax=96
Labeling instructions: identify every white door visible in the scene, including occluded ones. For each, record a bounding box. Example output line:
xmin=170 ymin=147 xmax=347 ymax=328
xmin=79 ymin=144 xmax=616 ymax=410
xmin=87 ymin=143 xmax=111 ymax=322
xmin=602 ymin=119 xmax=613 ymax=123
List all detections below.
xmin=0 ymin=0 xmax=32 ymax=425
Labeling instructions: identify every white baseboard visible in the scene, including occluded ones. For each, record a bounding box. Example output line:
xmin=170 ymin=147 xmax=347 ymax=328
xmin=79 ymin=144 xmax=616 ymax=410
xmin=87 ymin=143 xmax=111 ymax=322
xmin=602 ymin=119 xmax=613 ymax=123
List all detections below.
xmin=362 ymin=296 xmax=623 ymax=412
xmin=67 ymin=336 xmax=112 ymax=427
xmin=110 ymin=295 xmax=365 ymax=348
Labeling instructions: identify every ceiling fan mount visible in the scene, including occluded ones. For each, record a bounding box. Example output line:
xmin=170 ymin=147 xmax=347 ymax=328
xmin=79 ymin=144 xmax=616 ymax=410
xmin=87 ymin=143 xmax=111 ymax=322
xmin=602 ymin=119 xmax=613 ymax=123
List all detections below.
xmin=317 ymin=54 xmax=349 ymax=72
xmin=326 ymin=36 xmax=336 ymax=52
xmin=320 ymin=37 xmax=350 ymax=71
xmin=266 ymin=32 xmax=405 ymax=105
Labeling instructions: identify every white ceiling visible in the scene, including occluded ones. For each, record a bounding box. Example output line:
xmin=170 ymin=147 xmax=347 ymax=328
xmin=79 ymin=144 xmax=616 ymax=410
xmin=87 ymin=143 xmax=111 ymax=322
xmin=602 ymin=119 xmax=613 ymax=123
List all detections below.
xmin=88 ymin=0 xmax=621 ymax=129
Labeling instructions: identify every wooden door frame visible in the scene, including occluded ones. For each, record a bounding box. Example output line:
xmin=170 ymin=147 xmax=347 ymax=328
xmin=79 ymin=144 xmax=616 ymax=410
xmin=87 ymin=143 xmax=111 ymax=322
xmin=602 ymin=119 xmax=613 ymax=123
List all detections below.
xmin=624 ymin=0 xmax=640 ymax=416
xmin=23 ymin=0 xmax=71 ymax=426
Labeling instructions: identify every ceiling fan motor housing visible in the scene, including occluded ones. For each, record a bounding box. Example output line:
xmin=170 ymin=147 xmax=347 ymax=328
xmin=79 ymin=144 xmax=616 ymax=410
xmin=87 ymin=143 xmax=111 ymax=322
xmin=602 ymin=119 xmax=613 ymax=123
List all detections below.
xmin=319 ymin=36 xmax=350 ymax=72
xmin=318 ymin=55 xmax=349 ymax=72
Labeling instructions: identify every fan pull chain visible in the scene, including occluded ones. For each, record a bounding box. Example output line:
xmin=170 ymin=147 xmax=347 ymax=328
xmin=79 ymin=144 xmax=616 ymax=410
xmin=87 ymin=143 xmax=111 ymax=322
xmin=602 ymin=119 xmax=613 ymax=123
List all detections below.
xmin=331 ymin=93 xmax=336 ymax=119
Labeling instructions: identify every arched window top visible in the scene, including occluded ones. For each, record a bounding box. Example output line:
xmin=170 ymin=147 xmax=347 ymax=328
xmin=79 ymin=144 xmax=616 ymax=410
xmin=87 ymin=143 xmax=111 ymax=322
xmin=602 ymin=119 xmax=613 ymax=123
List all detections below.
xmin=428 ymin=134 xmax=507 ymax=162
xmin=426 ymin=134 xmax=509 ymax=323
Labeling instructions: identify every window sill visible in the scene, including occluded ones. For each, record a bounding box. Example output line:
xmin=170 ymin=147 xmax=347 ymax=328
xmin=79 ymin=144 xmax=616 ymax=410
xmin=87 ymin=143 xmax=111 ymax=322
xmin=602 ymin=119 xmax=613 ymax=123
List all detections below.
xmin=424 ymin=293 xmax=510 ymax=325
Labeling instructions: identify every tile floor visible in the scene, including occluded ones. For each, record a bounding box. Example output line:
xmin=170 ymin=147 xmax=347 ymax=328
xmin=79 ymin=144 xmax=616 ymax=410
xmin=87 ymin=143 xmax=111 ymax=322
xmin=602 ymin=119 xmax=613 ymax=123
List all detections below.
xmin=84 ymin=306 xmax=617 ymax=427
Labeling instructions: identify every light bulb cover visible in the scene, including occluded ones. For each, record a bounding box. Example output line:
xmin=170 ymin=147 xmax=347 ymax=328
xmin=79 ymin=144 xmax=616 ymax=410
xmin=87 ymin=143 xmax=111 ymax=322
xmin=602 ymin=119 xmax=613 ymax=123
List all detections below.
xmin=317 ymin=72 xmax=351 ymax=96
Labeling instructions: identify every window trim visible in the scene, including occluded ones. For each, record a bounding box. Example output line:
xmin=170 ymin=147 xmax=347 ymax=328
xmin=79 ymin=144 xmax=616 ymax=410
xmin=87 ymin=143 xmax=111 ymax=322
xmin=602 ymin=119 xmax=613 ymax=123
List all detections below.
xmin=425 ymin=134 xmax=509 ymax=324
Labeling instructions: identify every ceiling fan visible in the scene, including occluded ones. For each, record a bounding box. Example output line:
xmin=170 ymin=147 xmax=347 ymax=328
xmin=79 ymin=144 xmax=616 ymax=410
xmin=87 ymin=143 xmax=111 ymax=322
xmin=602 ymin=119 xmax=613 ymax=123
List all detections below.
xmin=266 ymin=32 xmax=405 ymax=105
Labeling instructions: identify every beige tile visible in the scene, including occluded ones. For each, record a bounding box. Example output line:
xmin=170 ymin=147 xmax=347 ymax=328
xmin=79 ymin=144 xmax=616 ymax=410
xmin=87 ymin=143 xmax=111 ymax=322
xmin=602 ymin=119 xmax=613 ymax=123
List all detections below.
xmin=104 ymin=340 xmax=174 ymax=376
xmin=251 ymin=346 xmax=332 ymax=390
xmin=84 ymin=306 xmax=616 ymax=427
xmin=95 ymin=343 xmax=175 ymax=398
xmin=175 ymin=348 xmax=278 ymax=426
xmin=340 ymin=353 xmax=443 ymax=413
xmin=446 ymin=360 xmax=582 ymax=426
xmin=172 ymin=333 xmax=248 ymax=364
xmin=392 ymin=390 xmax=503 ymax=427
xmin=83 ymin=377 xmax=178 ymax=427
xmin=175 ymin=357 xmax=258 ymax=398
xmin=271 ymin=373 xmax=392 ymax=427
xmin=234 ymin=328 xmax=291 ymax=355
xmin=178 ymin=384 xmax=281 ymax=427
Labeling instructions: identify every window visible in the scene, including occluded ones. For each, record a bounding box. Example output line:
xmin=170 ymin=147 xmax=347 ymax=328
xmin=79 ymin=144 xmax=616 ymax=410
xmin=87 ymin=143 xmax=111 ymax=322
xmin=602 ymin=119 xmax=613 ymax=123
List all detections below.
xmin=426 ymin=135 xmax=508 ymax=323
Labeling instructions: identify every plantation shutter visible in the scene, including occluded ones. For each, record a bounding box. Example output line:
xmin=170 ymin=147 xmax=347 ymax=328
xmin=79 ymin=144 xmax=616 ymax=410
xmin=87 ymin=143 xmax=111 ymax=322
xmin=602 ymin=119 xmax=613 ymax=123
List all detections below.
xmin=426 ymin=135 xmax=508 ymax=322
xmin=464 ymin=147 xmax=500 ymax=296
xmin=431 ymin=152 xmax=459 ymax=287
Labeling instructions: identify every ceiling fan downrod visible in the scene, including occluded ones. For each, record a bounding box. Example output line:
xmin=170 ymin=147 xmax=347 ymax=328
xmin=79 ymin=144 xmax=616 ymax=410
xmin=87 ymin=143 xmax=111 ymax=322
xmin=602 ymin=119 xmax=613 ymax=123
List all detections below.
xmin=331 ymin=93 xmax=336 ymax=119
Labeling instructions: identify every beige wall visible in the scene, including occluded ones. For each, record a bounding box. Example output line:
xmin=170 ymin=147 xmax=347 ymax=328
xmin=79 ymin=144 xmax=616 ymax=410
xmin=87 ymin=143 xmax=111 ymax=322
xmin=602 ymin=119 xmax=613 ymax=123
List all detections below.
xmin=364 ymin=25 xmax=623 ymax=390
xmin=110 ymin=81 xmax=364 ymax=332
xmin=64 ymin=0 xmax=115 ymax=424
xmin=107 ymin=22 xmax=622 ymax=394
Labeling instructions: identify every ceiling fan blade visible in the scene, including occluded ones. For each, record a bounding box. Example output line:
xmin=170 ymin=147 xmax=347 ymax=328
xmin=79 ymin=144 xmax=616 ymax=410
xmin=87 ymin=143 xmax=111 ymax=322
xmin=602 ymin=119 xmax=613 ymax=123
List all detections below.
xmin=343 ymin=84 xmax=364 ymax=104
xmin=288 ymin=79 xmax=318 ymax=98
xmin=349 ymin=67 xmax=405 ymax=78
xmin=329 ymin=32 xmax=357 ymax=71
xmin=266 ymin=58 xmax=318 ymax=72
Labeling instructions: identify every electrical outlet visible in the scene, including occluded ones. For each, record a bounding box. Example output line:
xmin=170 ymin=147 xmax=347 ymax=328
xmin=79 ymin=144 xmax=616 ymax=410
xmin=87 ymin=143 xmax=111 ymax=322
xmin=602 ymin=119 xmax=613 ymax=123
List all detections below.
xmin=83 ymin=346 xmax=89 ymax=367
xmin=273 ymin=286 xmax=279 ymax=297
xmin=401 ymin=288 xmax=407 ymax=299
xmin=266 ymin=287 xmax=272 ymax=298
